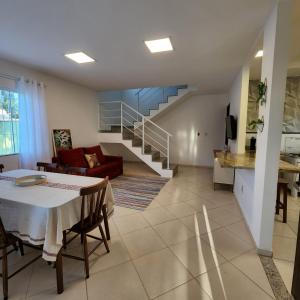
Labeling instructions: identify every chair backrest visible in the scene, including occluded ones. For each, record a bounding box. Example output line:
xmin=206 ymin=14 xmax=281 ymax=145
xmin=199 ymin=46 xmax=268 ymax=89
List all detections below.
xmin=37 ymin=162 xmax=51 ymax=171
xmin=65 ymin=166 xmax=87 ymax=176
xmin=37 ymin=162 xmax=64 ymax=173
xmin=0 ymin=164 xmax=4 ymax=173
xmin=79 ymin=177 xmax=108 ymax=229
xmin=0 ymin=217 xmax=8 ymax=246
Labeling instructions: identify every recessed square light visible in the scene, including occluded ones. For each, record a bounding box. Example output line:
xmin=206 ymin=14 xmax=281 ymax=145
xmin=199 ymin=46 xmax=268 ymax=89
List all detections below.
xmin=144 ymin=37 xmax=173 ymax=53
xmin=64 ymin=52 xmax=95 ymax=64
xmin=255 ymin=50 xmax=263 ymax=58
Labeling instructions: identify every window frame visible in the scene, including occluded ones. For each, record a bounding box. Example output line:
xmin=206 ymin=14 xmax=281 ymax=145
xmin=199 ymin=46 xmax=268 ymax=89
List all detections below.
xmin=0 ymin=86 xmax=19 ymax=157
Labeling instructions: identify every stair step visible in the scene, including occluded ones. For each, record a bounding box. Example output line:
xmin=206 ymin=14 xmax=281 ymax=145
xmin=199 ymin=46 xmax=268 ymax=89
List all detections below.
xmin=151 ymin=151 xmax=160 ymax=160
xmin=144 ymin=144 xmax=152 ymax=153
xmin=132 ymin=137 xmax=142 ymax=146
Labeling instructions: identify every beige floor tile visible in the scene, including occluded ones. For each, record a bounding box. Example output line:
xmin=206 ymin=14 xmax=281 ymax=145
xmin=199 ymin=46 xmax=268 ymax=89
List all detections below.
xmin=273 ymin=221 xmax=297 ymax=238
xmin=273 ymin=236 xmax=296 ymax=262
xmin=201 ymin=228 xmax=253 ymax=260
xmin=273 ymin=259 xmax=294 ymax=292
xmin=0 ymin=264 xmax=32 ymax=300
xmin=123 ymin=161 xmax=160 ymax=178
xmin=200 ymin=190 xmax=235 ymax=203
xmin=205 ymin=207 xmax=242 ymax=227
xmin=155 ymin=279 xmax=211 ymax=300
xmin=154 ymin=219 xmax=195 ymax=246
xmin=27 ymin=257 xmax=83 ymax=297
xmin=113 ymin=205 xmax=138 ymax=217
xmin=197 ymin=262 xmax=273 ymax=300
xmin=142 ymin=207 xmax=175 ymax=226
xmin=87 ymin=262 xmax=148 ymax=300
xmin=225 ymin=221 xmax=254 ymax=245
xmin=288 ymin=220 xmax=298 ymax=234
xmin=114 ymin=213 xmax=149 ymax=234
xmin=27 ymin=279 xmax=87 ymax=300
xmin=133 ymin=248 xmax=192 ymax=299
xmin=122 ymin=227 xmax=166 ymax=259
xmin=89 ymin=235 xmax=131 ymax=274
xmin=146 ymin=199 xmax=161 ymax=209
xmin=185 ymin=197 xmax=226 ymax=211
xmin=180 ymin=212 xmax=221 ymax=235
xmin=170 ymin=236 xmax=226 ymax=276
xmin=231 ymin=250 xmax=275 ymax=298
xmin=166 ymin=202 xmax=196 ymax=218
xmin=286 ymin=209 xmax=300 ymax=222
xmin=157 ymin=189 xmax=199 ymax=206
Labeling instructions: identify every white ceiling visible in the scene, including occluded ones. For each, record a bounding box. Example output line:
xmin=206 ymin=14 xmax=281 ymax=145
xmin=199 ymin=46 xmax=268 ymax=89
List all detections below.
xmin=250 ymin=0 xmax=300 ymax=80
xmin=0 ymin=0 xmax=277 ymax=93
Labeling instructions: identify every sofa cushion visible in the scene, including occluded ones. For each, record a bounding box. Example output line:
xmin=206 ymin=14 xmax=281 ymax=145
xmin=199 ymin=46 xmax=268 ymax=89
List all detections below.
xmin=84 ymin=153 xmax=100 ymax=168
xmin=84 ymin=145 xmax=106 ymax=164
xmin=58 ymin=148 xmax=88 ymax=168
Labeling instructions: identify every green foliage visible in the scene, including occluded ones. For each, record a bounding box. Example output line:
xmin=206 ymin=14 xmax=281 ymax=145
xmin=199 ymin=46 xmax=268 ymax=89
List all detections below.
xmin=0 ymin=90 xmax=19 ymax=119
xmin=0 ymin=89 xmax=19 ymax=155
xmin=256 ymin=80 xmax=267 ymax=106
xmin=248 ymin=117 xmax=264 ymax=132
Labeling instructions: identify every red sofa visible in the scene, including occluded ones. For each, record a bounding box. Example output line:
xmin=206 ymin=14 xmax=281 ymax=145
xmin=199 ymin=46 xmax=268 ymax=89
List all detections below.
xmin=53 ymin=145 xmax=123 ymax=179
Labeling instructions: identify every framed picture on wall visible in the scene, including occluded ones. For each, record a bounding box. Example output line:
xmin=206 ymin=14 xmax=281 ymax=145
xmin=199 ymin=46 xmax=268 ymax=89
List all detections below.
xmin=52 ymin=129 xmax=72 ymax=156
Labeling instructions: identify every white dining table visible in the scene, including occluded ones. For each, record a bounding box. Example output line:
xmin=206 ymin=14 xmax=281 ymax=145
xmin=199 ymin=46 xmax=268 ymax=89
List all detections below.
xmin=0 ymin=169 xmax=115 ymax=262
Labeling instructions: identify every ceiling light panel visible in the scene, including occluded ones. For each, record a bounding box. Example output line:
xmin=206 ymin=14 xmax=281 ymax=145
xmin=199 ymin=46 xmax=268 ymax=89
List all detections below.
xmin=64 ymin=52 xmax=95 ymax=63
xmin=144 ymin=37 xmax=173 ymax=53
xmin=255 ymin=50 xmax=263 ymax=58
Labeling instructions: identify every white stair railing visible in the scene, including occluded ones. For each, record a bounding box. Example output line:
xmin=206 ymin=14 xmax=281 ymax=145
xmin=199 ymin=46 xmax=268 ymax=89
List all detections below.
xmin=99 ymin=101 xmax=172 ymax=169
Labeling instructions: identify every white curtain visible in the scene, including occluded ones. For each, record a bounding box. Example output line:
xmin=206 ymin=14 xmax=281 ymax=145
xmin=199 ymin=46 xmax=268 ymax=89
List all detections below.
xmin=18 ymin=77 xmax=51 ymax=169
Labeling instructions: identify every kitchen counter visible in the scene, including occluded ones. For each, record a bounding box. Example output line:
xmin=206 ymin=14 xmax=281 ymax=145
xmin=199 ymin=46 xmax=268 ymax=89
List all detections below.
xmin=215 ymin=151 xmax=300 ymax=173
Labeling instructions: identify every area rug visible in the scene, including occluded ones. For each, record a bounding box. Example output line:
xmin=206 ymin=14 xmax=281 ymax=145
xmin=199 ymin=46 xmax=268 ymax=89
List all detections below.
xmin=111 ymin=175 xmax=169 ymax=211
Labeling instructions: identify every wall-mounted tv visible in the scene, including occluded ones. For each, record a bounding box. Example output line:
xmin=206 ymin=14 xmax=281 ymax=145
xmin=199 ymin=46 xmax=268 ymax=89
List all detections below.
xmin=226 ymin=115 xmax=237 ymax=140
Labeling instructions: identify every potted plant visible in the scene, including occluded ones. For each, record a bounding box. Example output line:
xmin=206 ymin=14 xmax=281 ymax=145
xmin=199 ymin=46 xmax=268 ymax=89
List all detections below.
xmin=257 ymin=79 xmax=267 ymax=106
xmin=248 ymin=117 xmax=264 ymax=133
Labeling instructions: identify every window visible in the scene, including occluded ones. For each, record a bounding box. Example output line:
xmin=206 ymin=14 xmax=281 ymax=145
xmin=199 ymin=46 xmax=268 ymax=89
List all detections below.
xmin=0 ymin=89 xmax=19 ymax=155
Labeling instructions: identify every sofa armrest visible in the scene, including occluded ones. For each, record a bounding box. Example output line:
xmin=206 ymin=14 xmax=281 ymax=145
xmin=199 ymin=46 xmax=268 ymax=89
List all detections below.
xmin=103 ymin=155 xmax=123 ymax=163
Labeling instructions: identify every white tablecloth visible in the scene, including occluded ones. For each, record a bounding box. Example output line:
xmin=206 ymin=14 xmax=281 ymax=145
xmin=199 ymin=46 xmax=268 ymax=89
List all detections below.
xmin=0 ymin=169 xmax=114 ymax=261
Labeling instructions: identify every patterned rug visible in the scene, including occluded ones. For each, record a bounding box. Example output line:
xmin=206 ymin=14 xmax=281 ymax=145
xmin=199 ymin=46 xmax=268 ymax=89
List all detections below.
xmin=111 ymin=176 xmax=169 ymax=211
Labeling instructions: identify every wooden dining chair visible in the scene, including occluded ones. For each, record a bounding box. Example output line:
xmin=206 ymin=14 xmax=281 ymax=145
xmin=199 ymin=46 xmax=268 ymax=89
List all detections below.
xmin=276 ymin=177 xmax=288 ymax=223
xmin=37 ymin=162 xmax=64 ymax=173
xmin=64 ymin=166 xmax=87 ymax=176
xmin=62 ymin=177 xmax=110 ymax=278
xmin=0 ymin=164 xmax=4 ymax=173
xmin=37 ymin=162 xmax=52 ymax=171
xmin=0 ymin=218 xmax=41 ymax=300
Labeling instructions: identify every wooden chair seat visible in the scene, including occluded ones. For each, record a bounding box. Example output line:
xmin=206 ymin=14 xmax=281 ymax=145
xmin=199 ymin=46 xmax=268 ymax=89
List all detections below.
xmin=70 ymin=215 xmax=104 ymax=233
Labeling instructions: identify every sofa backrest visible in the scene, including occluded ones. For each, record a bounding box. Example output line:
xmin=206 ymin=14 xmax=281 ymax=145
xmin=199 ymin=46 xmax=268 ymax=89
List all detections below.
xmin=57 ymin=148 xmax=88 ymax=168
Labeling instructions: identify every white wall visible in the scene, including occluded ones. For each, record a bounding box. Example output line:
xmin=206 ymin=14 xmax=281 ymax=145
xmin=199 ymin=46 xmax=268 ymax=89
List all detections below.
xmin=0 ymin=58 xmax=98 ymax=169
xmin=155 ymin=94 xmax=228 ymax=167
xmin=229 ymin=65 xmax=250 ymax=153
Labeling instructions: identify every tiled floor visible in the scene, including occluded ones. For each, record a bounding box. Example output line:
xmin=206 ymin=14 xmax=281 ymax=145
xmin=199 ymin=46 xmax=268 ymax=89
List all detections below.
xmin=273 ymin=193 xmax=299 ymax=293
xmin=3 ymin=162 xmax=279 ymax=299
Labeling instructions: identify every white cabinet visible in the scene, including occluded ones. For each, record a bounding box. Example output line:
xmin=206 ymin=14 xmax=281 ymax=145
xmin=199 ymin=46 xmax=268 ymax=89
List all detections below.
xmin=213 ymin=158 xmax=234 ymax=188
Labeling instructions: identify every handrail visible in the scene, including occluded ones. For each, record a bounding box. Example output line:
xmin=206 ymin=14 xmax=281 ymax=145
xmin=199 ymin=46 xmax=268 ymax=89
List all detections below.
xmin=121 ymin=101 xmax=172 ymax=137
xmin=99 ymin=99 xmax=172 ymax=169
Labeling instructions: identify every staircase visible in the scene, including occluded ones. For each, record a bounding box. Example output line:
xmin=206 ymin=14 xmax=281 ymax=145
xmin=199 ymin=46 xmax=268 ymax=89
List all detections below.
xmin=135 ymin=85 xmax=197 ymax=121
xmin=98 ymin=101 xmax=177 ymax=177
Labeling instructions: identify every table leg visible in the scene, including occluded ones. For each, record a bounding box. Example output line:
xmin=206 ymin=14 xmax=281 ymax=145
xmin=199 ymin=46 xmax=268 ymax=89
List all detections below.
xmin=56 ymin=249 xmax=64 ymax=294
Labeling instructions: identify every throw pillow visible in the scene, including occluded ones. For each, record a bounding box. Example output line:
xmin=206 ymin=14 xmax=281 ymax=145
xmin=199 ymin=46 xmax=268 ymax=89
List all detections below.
xmin=85 ymin=153 xmax=100 ymax=168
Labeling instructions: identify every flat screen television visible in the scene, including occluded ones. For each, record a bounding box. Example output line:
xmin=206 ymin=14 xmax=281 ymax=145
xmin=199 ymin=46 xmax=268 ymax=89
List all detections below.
xmin=226 ymin=115 xmax=237 ymax=140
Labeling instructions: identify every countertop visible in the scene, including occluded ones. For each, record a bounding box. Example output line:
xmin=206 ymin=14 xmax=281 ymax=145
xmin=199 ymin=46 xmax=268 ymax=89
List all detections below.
xmin=215 ymin=151 xmax=300 ymax=173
